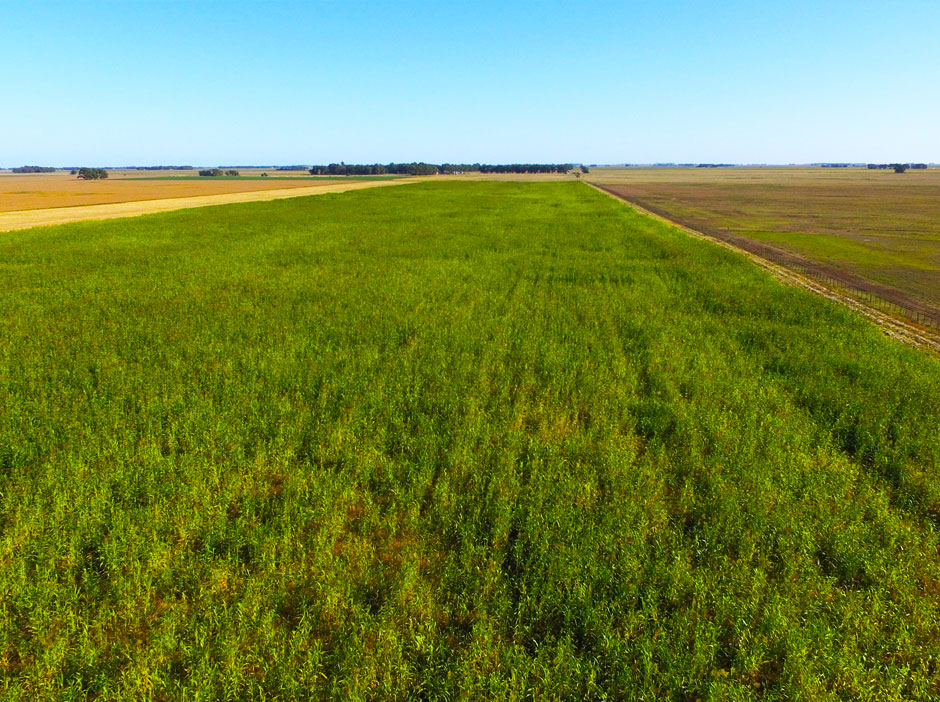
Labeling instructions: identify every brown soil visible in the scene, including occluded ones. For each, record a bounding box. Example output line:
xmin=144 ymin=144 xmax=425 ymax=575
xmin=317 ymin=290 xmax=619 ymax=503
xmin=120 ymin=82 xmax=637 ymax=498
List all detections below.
xmin=590 ymin=183 xmax=940 ymax=356
xmin=594 ymin=184 xmax=940 ymax=325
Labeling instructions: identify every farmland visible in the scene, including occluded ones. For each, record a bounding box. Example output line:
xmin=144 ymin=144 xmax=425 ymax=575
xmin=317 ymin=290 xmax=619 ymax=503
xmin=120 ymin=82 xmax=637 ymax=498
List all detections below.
xmin=0 ymin=176 xmax=417 ymax=233
xmin=0 ymin=170 xmax=402 ymax=213
xmin=129 ymin=175 xmax=398 ymax=182
xmin=589 ymin=167 xmax=940 ymax=320
xmin=2 ymin=181 xmax=940 ymax=699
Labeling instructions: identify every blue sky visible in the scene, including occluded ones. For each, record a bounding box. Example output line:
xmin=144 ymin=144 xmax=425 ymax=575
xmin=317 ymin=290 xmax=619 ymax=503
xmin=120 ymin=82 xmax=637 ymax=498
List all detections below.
xmin=2 ymin=1 xmax=938 ymax=166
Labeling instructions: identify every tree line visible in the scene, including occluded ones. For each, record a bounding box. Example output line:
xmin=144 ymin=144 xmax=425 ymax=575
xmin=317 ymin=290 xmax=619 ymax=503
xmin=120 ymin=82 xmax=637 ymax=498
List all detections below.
xmin=198 ymin=169 xmax=240 ymax=177
xmin=867 ymin=163 xmax=928 ymax=172
xmin=306 ymin=163 xmax=576 ymax=176
xmin=308 ymin=163 xmax=441 ymax=176
xmin=12 ymin=166 xmax=56 ymax=173
xmin=442 ymin=163 xmax=574 ymax=174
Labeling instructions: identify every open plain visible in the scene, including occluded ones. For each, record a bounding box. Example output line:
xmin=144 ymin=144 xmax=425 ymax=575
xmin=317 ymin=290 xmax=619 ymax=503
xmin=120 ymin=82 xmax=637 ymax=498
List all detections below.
xmin=7 ymin=1 xmax=938 ymax=698
xmin=0 ymin=169 xmax=400 ymax=213
xmin=2 ymin=181 xmax=939 ymax=699
xmin=0 ymin=172 xmax=417 ymax=232
xmin=589 ymin=167 xmax=940 ymax=317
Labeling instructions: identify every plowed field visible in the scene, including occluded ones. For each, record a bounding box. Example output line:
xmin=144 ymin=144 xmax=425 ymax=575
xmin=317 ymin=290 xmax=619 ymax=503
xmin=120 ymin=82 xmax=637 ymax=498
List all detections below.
xmin=588 ymin=167 xmax=940 ymax=312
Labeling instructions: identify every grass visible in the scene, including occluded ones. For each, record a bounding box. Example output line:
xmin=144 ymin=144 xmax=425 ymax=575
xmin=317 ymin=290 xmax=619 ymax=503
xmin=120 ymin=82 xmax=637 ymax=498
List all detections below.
xmin=1 ymin=181 xmax=940 ymax=699
xmin=589 ymin=167 xmax=940 ymax=308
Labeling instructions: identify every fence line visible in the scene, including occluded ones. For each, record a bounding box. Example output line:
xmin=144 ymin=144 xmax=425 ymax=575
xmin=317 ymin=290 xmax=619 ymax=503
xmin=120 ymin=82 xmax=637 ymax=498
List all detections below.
xmin=787 ymin=262 xmax=940 ymax=332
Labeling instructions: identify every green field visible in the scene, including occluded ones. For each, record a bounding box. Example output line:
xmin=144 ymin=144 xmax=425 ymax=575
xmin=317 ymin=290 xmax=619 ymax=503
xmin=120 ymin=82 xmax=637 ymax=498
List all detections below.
xmin=2 ymin=182 xmax=940 ymax=699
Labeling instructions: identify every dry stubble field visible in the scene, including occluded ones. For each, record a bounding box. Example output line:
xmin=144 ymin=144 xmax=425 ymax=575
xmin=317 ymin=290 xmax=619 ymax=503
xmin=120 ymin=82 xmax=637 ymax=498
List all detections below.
xmin=0 ymin=170 xmax=350 ymax=213
xmin=0 ymin=171 xmax=419 ymax=232
xmin=0 ymin=170 xmax=576 ymax=217
xmin=588 ymin=167 xmax=940 ymax=316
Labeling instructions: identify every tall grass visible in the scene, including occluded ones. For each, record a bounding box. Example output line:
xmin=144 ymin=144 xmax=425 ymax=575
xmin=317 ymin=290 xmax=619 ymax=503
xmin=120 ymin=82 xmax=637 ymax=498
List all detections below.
xmin=1 ymin=182 xmax=939 ymax=699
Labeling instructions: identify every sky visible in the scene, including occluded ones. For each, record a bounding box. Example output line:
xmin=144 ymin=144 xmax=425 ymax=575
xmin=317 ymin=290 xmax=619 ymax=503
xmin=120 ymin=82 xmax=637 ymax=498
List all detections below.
xmin=2 ymin=1 xmax=938 ymax=166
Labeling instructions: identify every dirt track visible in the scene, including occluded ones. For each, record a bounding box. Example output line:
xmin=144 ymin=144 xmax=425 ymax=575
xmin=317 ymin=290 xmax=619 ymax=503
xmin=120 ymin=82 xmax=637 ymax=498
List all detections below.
xmin=0 ymin=178 xmax=420 ymax=232
xmin=589 ymin=183 xmax=940 ymax=356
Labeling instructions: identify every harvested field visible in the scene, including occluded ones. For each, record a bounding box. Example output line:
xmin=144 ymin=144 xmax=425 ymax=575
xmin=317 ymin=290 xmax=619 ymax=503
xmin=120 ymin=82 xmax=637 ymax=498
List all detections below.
xmin=0 ymin=169 xmax=400 ymax=213
xmin=0 ymin=178 xmax=419 ymax=232
xmin=589 ymin=167 xmax=940 ymax=318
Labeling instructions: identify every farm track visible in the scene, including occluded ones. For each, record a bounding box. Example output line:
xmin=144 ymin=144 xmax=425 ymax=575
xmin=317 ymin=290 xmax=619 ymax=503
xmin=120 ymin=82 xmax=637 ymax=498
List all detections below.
xmin=0 ymin=178 xmax=421 ymax=232
xmin=589 ymin=182 xmax=940 ymax=356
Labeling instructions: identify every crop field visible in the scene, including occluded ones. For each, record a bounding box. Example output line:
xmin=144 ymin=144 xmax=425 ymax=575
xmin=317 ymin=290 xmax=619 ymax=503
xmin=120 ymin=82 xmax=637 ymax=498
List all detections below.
xmin=0 ymin=180 xmax=417 ymax=234
xmin=0 ymin=170 xmax=391 ymax=213
xmin=130 ymin=175 xmax=400 ymax=182
xmin=589 ymin=167 xmax=940 ymax=319
xmin=2 ymin=181 xmax=940 ymax=699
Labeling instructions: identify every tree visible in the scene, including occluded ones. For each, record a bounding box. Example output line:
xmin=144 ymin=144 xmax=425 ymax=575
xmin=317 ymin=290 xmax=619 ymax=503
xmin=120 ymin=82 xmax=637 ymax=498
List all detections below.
xmin=224 ymin=170 xmax=240 ymax=176
xmin=76 ymin=167 xmax=108 ymax=180
xmin=580 ymin=165 xmax=590 ymax=174
xmin=893 ymin=164 xmax=908 ymax=174
xmin=308 ymin=162 xmax=574 ymax=176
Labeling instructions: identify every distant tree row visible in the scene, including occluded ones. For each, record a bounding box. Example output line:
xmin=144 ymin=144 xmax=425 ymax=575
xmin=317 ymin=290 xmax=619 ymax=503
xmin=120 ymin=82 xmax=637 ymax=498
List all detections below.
xmin=306 ymin=163 xmax=577 ymax=176
xmin=198 ymin=169 xmax=240 ymax=177
xmin=308 ymin=163 xmax=441 ymax=176
xmin=76 ymin=168 xmax=108 ymax=180
xmin=134 ymin=165 xmax=194 ymax=170
xmin=441 ymin=163 xmax=574 ymax=174
xmin=868 ymin=163 xmax=928 ymax=172
xmin=12 ymin=166 xmax=56 ymax=173
xmin=275 ymin=165 xmax=309 ymax=171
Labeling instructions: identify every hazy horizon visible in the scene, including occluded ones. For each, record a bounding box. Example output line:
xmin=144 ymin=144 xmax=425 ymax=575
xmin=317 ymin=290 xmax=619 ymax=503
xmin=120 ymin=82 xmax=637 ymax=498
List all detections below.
xmin=4 ymin=162 xmax=938 ymax=170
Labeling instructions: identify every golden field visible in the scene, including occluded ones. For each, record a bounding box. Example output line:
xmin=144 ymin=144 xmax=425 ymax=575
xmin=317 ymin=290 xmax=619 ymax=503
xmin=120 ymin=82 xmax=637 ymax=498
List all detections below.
xmin=0 ymin=169 xmax=345 ymax=213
